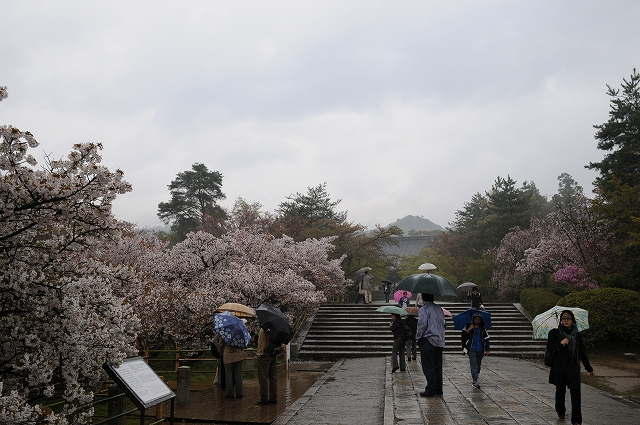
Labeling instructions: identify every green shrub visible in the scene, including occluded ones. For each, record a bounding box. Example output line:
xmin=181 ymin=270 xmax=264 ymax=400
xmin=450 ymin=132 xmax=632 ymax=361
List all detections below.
xmin=520 ymin=288 xmax=561 ymax=318
xmin=558 ymin=288 xmax=640 ymax=348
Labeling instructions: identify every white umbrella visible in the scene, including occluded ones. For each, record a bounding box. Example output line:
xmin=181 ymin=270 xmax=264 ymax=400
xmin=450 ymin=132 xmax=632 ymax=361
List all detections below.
xmin=418 ymin=263 xmax=437 ymax=271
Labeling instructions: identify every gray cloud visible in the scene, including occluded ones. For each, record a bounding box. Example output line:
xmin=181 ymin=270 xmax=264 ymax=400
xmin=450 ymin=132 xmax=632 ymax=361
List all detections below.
xmin=2 ymin=1 xmax=638 ymax=230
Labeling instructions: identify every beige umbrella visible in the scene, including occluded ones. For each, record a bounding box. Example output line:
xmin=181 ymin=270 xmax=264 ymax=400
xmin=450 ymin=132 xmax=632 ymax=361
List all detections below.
xmin=216 ymin=302 xmax=256 ymax=318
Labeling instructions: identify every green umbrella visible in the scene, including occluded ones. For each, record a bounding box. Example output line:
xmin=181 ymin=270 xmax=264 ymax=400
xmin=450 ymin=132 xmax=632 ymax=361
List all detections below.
xmin=375 ymin=305 xmax=408 ymax=315
xmin=395 ymin=273 xmax=457 ymax=297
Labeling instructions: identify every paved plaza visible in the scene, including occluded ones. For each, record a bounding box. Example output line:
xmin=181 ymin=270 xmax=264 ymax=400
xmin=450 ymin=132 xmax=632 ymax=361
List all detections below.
xmin=273 ymin=354 xmax=639 ymax=425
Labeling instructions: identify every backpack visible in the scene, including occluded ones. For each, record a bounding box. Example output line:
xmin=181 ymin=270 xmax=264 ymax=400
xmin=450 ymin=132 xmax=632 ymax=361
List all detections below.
xmin=401 ymin=323 xmax=413 ymax=341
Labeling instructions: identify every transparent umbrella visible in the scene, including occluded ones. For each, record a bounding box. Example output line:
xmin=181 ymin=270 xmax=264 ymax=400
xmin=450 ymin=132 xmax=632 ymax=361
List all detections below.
xmin=532 ymin=306 xmax=589 ymax=340
xmin=375 ymin=305 xmax=408 ymax=315
xmin=457 ymin=282 xmax=477 ymax=291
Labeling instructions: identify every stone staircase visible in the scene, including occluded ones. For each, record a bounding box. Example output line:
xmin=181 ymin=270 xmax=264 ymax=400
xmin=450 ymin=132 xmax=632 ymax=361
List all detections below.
xmin=297 ymin=301 xmax=546 ymax=360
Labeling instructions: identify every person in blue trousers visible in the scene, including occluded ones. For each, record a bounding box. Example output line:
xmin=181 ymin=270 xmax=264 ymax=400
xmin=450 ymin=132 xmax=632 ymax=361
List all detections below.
xmin=461 ymin=312 xmax=490 ymax=389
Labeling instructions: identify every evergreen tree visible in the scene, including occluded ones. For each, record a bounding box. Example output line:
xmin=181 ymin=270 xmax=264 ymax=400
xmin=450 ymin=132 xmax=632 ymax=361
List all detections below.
xmin=587 ymin=68 xmax=640 ymax=195
xmin=587 ymin=69 xmax=640 ymax=290
xmin=157 ymin=163 xmax=226 ymax=240
xmin=276 ymin=182 xmax=347 ymax=226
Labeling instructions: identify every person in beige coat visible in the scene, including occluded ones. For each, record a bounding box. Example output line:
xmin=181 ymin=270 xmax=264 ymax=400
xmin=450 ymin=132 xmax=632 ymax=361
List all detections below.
xmin=222 ymin=341 xmax=248 ymax=398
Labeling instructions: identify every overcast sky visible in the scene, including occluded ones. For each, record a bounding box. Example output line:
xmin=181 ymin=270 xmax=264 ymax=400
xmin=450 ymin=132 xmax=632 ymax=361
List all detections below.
xmin=2 ymin=1 xmax=639 ymax=230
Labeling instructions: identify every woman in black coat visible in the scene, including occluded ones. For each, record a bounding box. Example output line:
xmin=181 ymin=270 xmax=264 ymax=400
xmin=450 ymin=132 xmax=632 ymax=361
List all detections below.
xmin=546 ymin=310 xmax=594 ymax=425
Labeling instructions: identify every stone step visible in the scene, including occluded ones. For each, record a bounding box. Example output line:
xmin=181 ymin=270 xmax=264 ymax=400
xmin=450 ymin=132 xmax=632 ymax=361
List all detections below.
xmin=298 ymin=349 xmax=544 ymax=359
xmin=298 ymin=302 xmax=542 ymax=359
xmin=304 ymin=334 xmax=542 ymax=341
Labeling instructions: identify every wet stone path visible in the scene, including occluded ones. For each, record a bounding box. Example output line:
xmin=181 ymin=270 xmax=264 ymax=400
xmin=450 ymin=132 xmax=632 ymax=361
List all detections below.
xmin=274 ymin=357 xmax=386 ymax=425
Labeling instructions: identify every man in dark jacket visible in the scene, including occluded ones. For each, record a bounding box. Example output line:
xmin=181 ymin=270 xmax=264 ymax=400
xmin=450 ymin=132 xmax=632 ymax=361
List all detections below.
xmin=460 ymin=312 xmax=490 ymax=389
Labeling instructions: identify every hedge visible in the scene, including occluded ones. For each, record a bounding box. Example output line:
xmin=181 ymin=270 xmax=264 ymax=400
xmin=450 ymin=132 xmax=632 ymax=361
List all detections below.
xmin=558 ymin=288 xmax=640 ymax=347
xmin=520 ymin=288 xmax=561 ymax=318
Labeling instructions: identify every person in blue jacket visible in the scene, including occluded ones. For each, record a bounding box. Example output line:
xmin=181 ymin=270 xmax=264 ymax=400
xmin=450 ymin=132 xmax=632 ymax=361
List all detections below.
xmin=460 ymin=312 xmax=490 ymax=389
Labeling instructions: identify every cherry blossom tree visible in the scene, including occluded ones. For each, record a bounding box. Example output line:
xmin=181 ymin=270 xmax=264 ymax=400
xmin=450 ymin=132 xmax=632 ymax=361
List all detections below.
xmin=491 ymin=219 xmax=546 ymax=298
xmin=1 ymin=120 xmax=139 ymax=423
xmin=147 ymin=228 xmax=346 ymax=348
xmin=492 ymin=179 xmax=616 ymax=298
xmin=103 ymin=226 xmax=348 ymax=350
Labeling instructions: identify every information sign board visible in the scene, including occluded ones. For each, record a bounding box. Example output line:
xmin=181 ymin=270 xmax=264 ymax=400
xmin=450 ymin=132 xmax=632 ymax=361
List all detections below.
xmin=103 ymin=356 xmax=175 ymax=410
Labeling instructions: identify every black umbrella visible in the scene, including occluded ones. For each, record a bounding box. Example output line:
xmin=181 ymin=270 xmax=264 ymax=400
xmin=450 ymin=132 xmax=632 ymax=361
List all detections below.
xmin=256 ymin=303 xmax=294 ymax=344
xmin=394 ymin=273 xmax=457 ymax=297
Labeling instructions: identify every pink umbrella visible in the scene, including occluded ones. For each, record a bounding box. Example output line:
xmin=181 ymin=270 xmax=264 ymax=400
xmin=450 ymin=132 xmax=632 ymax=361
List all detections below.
xmin=442 ymin=308 xmax=452 ymax=317
xmin=393 ymin=290 xmax=412 ymax=303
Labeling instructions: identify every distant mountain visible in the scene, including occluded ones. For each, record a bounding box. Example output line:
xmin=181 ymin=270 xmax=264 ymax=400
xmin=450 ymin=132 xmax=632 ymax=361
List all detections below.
xmin=389 ymin=215 xmax=444 ymax=234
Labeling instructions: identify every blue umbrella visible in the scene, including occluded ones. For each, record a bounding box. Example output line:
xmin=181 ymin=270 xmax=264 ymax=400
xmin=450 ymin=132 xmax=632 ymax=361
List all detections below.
xmin=214 ymin=311 xmax=251 ymax=348
xmin=453 ymin=308 xmax=492 ymax=330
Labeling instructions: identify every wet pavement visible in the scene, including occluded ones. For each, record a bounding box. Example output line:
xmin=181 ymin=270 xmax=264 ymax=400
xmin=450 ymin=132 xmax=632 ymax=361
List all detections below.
xmin=273 ymin=354 xmax=639 ymax=425
xmin=273 ymin=357 xmax=385 ymax=425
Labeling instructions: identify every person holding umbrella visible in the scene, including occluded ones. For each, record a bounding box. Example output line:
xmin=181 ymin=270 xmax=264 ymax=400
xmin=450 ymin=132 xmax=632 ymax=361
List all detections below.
xmin=397 ymin=291 xmax=411 ymax=309
xmin=382 ymin=280 xmax=392 ymax=303
xmin=404 ymin=309 xmax=418 ymax=362
xmin=389 ymin=313 xmax=407 ymax=373
xmin=361 ymin=270 xmax=374 ymax=304
xmin=255 ymin=304 xmax=293 ymax=406
xmin=547 ymin=310 xmax=594 ymax=425
xmin=416 ymin=293 xmax=445 ymax=397
xmin=461 ymin=312 xmax=490 ymax=389
xmin=256 ymin=327 xmax=281 ymax=405
xmin=213 ymin=313 xmax=250 ymax=399
xmin=468 ymin=287 xmax=483 ymax=309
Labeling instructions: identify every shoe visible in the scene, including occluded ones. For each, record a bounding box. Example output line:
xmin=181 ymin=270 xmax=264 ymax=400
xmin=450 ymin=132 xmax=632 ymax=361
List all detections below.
xmin=557 ymin=413 xmax=565 ymax=420
xmin=400 ymin=369 xmax=405 ymax=371
xmin=419 ymin=391 xmax=438 ymax=397
xmin=257 ymin=401 xmax=269 ymax=405
xmin=392 ymin=366 xmax=399 ymax=373
xmin=268 ymin=400 xmax=277 ymax=404
xmin=472 ymin=381 xmax=480 ymax=389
